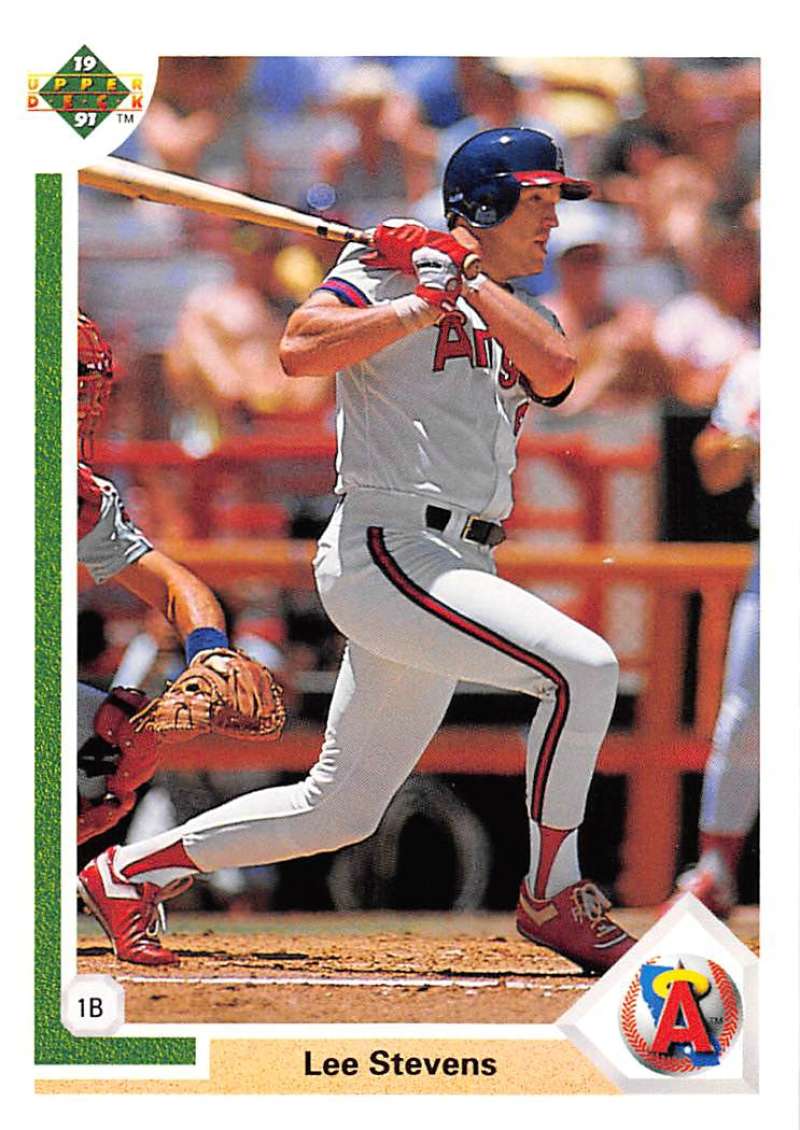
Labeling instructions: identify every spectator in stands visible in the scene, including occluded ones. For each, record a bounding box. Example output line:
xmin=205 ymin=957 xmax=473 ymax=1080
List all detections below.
xmin=503 ymin=56 xmax=639 ymax=175
xmin=653 ymin=214 xmax=759 ymax=410
xmin=655 ymin=208 xmax=759 ymax=542
xmin=592 ymin=58 xmax=681 ymax=203
xmin=164 ymin=223 xmax=332 ymax=454
xmin=672 ymin=58 xmax=760 ymax=209
xmin=382 ymin=56 xmax=468 ymax=130
xmin=137 ymin=57 xmax=253 ymax=182
xmin=539 ymin=203 xmax=670 ymax=429
xmin=591 ymin=146 xmax=716 ymax=308
xmin=433 ymin=59 xmax=566 ymax=178
xmin=315 ymin=63 xmax=418 ymax=225
xmin=531 ymin=202 xmax=669 ymax=543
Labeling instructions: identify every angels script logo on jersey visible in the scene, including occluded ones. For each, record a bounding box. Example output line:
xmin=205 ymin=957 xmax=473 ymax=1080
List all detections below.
xmin=619 ymin=954 xmax=743 ymax=1075
xmin=27 ymin=46 xmax=144 ymax=138
xmin=432 ymin=311 xmax=532 ymax=434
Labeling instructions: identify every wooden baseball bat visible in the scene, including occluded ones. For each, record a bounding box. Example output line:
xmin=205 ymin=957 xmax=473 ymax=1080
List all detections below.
xmin=79 ymin=156 xmax=481 ymax=276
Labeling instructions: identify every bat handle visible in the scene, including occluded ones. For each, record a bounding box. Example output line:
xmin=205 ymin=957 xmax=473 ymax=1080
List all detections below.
xmin=360 ymin=229 xmax=482 ymax=279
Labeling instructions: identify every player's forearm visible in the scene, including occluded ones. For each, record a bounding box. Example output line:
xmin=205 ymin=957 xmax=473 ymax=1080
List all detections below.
xmin=465 ymin=281 xmax=577 ymax=397
xmin=116 ymin=550 xmax=226 ymax=641
xmin=279 ymin=301 xmax=436 ymax=377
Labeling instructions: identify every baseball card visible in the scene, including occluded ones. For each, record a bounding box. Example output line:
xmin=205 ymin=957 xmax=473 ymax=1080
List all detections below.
xmin=11 ymin=10 xmax=798 ymax=1124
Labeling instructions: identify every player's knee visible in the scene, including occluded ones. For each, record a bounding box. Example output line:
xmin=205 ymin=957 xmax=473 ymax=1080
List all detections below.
xmin=299 ymin=781 xmax=383 ymax=851
xmin=579 ymin=635 xmax=619 ymax=697
xmin=313 ymin=810 xmax=381 ymax=854
xmin=340 ymin=809 xmax=383 ymax=848
xmin=332 ymin=794 xmax=384 ymax=845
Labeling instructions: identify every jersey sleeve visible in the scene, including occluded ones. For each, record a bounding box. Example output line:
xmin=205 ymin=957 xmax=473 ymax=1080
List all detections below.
xmin=315 ymin=236 xmax=411 ymax=308
xmin=78 ymin=472 xmax=153 ymax=584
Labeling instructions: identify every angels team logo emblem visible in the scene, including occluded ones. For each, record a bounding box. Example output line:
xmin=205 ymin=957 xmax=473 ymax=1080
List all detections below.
xmin=619 ymin=954 xmax=743 ymax=1075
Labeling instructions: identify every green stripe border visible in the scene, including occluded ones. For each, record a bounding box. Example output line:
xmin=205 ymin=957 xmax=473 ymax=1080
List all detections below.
xmin=35 ymin=173 xmax=195 ymax=1066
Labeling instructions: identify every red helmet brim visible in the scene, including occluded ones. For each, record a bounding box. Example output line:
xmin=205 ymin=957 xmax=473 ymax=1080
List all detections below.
xmin=512 ymin=170 xmax=594 ymax=201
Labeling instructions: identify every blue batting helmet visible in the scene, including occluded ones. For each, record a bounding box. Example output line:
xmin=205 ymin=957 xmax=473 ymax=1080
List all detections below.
xmin=443 ymin=127 xmax=593 ymax=229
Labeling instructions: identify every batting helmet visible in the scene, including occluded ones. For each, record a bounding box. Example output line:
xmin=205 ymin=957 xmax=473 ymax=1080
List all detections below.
xmin=78 ymin=310 xmax=114 ymax=452
xmin=443 ymin=127 xmax=593 ymax=229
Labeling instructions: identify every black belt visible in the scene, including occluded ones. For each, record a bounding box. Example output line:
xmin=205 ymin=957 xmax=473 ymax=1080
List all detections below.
xmin=425 ymin=505 xmax=506 ymax=547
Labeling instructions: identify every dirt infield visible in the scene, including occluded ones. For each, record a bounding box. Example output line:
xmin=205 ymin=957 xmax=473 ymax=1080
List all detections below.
xmin=77 ymin=908 xmax=759 ymax=1025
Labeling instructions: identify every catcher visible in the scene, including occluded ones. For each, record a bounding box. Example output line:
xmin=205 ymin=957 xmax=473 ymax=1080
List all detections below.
xmin=77 ymin=310 xmax=285 ymax=855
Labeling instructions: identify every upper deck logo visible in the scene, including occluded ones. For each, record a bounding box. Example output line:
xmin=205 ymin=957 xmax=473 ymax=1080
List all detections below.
xmin=620 ymin=953 xmax=742 ymax=1075
xmin=27 ymin=46 xmax=143 ymax=138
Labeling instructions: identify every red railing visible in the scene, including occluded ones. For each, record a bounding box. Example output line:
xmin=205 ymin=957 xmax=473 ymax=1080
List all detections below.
xmin=94 ymin=429 xmax=659 ymax=543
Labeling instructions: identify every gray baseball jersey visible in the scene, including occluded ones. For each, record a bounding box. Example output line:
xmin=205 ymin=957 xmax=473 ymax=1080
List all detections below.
xmin=78 ymin=465 xmax=152 ymax=584
xmin=319 ymin=242 xmax=569 ymax=522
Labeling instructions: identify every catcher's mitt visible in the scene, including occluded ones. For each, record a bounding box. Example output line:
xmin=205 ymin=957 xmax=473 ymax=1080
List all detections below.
xmin=131 ymin=648 xmax=286 ymax=742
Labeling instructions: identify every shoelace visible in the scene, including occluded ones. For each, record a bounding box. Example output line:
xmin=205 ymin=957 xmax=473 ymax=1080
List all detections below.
xmin=130 ymin=885 xmax=163 ymax=950
xmin=144 ymin=877 xmax=194 ymax=938
xmin=572 ymin=884 xmax=614 ymax=930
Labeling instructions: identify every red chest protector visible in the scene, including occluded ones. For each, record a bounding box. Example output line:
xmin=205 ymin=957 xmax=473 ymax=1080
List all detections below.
xmin=78 ymin=463 xmax=103 ymax=540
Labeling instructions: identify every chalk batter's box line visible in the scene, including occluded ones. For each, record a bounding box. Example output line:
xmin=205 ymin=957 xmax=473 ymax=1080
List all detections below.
xmin=117 ymin=974 xmax=589 ymax=990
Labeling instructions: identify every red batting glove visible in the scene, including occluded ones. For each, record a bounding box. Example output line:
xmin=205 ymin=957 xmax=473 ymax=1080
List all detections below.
xmin=412 ymin=246 xmax=463 ymax=313
xmin=367 ymin=223 xmax=471 ymax=275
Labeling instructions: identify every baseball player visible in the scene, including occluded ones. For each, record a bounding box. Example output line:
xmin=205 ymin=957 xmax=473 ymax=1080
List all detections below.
xmin=79 ymin=128 xmax=637 ymax=972
xmin=665 ymin=348 xmax=760 ymax=916
xmin=76 ymin=312 xmax=284 ymax=906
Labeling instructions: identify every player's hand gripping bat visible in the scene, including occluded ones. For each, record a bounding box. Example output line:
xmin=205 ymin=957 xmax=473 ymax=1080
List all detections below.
xmin=79 ymin=157 xmax=482 ymax=278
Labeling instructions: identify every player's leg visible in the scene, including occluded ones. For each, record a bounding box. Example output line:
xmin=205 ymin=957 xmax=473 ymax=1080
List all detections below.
xmin=325 ymin=526 xmax=629 ymax=970
xmin=95 ymin=643 xmax=456 ymax=881
xmin=669 ymin=573 xmax=759 ymax=915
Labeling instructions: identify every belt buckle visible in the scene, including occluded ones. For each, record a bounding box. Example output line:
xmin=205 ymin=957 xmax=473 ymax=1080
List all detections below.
xmin=462 ymin=514 xmax=482 ymax=543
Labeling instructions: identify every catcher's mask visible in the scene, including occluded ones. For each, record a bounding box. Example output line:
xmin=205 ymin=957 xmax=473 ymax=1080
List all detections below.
xmin=78 ymin=310 xmax=114 ymax=458
xmin=443 ymin=127 xmax=594 ymax=229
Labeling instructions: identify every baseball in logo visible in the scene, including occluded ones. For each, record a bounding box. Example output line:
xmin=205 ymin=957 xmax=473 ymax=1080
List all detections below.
xmin=619 ymin=954 xmax=743 ymax=1074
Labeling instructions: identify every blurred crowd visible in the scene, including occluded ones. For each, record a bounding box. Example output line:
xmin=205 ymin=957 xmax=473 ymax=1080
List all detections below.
xmin=79 ymin=53 xmax=760 ymax=679
xmin=80 ymin=55 xmax=759 ymax=453
xmin=78 ymin=56 xmax=760 ymax=912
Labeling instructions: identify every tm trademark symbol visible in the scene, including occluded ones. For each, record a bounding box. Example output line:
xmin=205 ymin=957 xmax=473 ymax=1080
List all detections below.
xmin=117 ymin=112 xmax=134 ymax=124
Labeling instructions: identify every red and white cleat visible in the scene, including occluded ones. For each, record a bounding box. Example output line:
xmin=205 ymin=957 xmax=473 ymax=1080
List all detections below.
xmin=77 ymin=846 xmax=188 ymax=966
xmin=516 ymin=878 xmax=637 ymax=974
xmin=660 ymin=861 xmax=736 ymax=920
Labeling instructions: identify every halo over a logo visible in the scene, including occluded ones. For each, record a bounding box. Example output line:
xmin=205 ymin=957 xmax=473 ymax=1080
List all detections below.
xmin=619 ymin=954 xmax=742 ymax=1075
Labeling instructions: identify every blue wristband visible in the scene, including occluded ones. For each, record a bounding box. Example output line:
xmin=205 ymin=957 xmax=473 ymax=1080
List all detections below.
xmin=185 ymin=627 xmax=229 ymax=664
